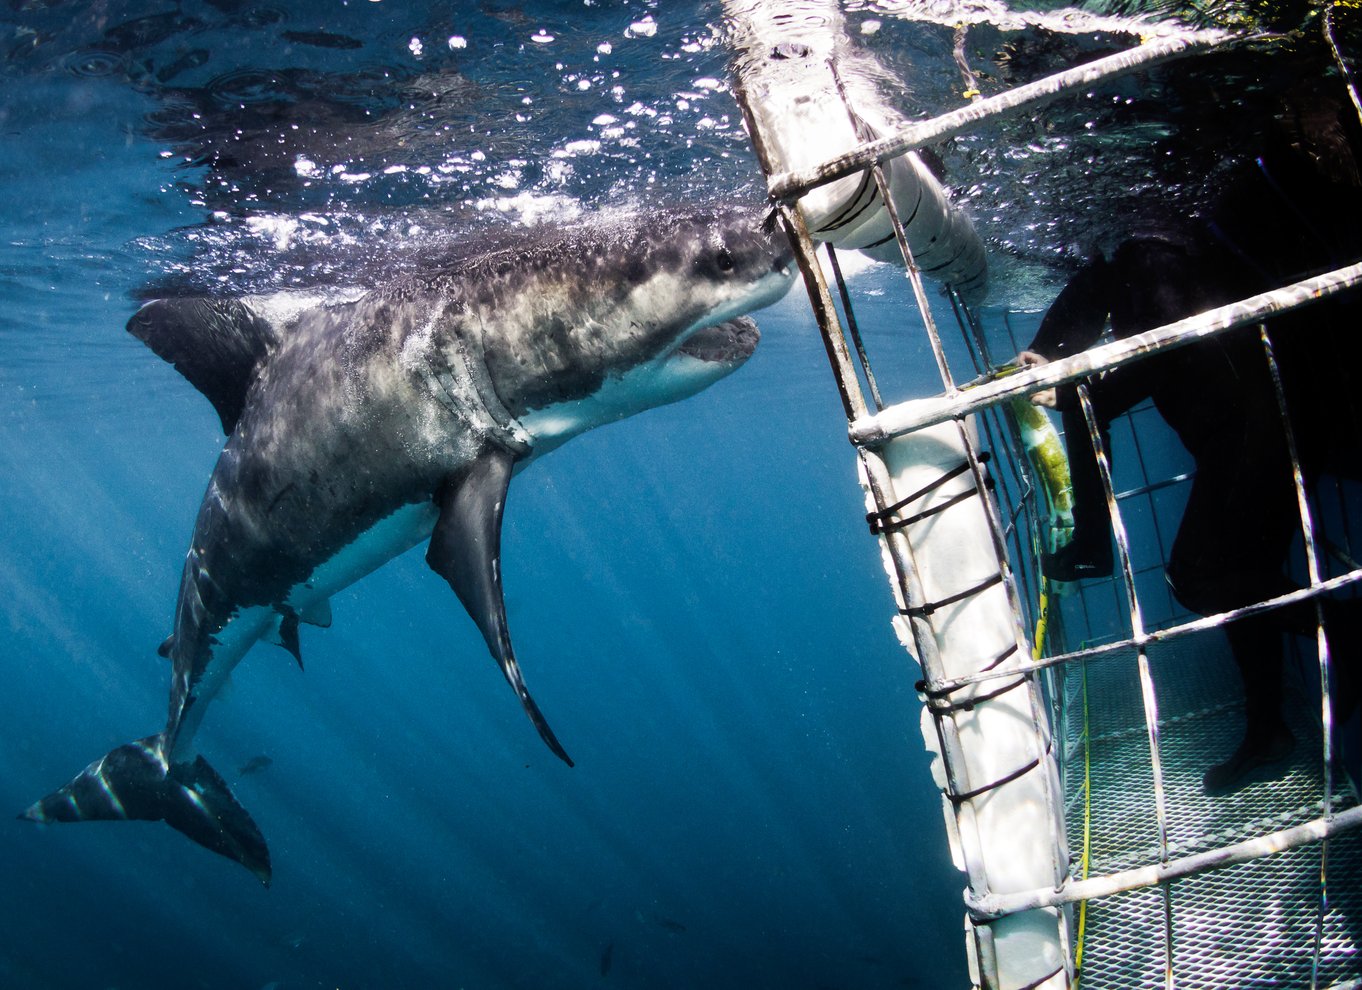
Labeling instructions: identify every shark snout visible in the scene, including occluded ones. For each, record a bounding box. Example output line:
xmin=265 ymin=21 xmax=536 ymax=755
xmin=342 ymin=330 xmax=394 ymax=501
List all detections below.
xmin=772 ymin=247 xmax=794 ymax=278
xmin=765 ymin=242 xmax=798 ymax=304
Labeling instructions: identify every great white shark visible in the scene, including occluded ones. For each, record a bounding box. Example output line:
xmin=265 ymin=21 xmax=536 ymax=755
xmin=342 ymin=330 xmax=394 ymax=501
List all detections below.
xmin=21 ymin=206 xmax=794 ymax=884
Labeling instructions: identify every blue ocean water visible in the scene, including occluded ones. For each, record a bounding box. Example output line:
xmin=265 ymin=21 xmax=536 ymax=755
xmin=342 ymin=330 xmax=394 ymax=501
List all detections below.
xmin=3 ymin=1 xmax=1358 ymax=988
xmin=0 ymin=7 xmax=984 ymax=988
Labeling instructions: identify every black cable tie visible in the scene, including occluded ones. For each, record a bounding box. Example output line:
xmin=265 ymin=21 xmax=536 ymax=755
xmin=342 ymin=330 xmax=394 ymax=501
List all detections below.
xmin=926 ymin=676 xmax=1027 ymax=714
xmin=1012 ymin=964 xmax=1066 ymax=990
xmin=948 ymin=738 xmax=1052 ymax=805
xmin=900 ymin=572 xmax=1003 ymax=619
xmin=915 ymin=644 xmax=1019 ymax=702
xmin=865 ymin=452 xmax=991 ymax=535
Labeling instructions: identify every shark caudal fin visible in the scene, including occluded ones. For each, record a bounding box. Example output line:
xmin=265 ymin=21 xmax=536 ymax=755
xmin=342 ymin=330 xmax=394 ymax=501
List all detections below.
xmin=19 ymin=735 xmax=271 ymax=886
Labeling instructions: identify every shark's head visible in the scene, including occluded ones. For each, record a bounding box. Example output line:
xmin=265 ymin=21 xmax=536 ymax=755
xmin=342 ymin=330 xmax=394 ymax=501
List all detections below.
xmin=596 ymin=204 xmax=795 ymax=348
xmin=643 ymin=313 xmax=763 ymax=405
xmin=473 ymin=205 xmax=795 ymax=451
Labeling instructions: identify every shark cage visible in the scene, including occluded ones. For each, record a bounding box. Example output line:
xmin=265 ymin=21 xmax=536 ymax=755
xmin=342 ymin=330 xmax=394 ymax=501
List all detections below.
xmin=723 ymin=1 xmax=1362 ymax=987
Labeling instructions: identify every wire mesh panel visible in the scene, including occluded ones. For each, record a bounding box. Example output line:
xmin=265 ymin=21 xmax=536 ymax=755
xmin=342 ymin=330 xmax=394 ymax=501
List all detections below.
xmin=726 ymin=7 xmax=1362 ymax=989
xmin=1069 ymin=632 xmax=1362 ymax=988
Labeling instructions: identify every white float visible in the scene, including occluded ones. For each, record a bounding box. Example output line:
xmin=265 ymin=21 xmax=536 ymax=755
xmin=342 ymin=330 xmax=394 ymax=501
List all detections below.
xmin=724 ymin=0 xmax=988 ymax=302
xmin=864 ymin=409 xmax=1069 ymax=989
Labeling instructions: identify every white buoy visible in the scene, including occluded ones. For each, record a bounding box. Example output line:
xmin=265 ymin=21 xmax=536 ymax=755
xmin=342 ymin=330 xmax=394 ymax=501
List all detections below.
xmin=725 ymin=0 xmax=988 ymax=302
xmin=864 ymin=409 xmax=1070 ymax=989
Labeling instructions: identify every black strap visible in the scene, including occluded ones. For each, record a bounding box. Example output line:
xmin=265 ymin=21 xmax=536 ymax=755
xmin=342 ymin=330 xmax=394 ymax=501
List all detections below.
xmin=866 ymin=452 xmax=991 ymax=535
xmin=877 ymin=486 xmax=979 ymax=535
xmin=867 ymin=459 xmax=971 ymax=532
xmin=926 ymin=675 xmax=1027 ymax=715
xmin=1012 ymin=963 xmax=1067 ymax=990
xmin=900 ymin=572 xmax=1003 ymax=619
xmin=915 ymin=644 xmax=1025 ymax=713
xmin=980 ymin=641 xmax=1019 ymax=673
xmin=948 ymin=737 xmax=1053 ymax=805
xmin=915 ymin=643 xmax=1017 ymax=698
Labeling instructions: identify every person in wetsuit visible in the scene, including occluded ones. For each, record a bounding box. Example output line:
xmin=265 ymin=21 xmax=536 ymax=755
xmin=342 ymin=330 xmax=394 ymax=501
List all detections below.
xmin=1019 ymin=91 xmax=1362 ymax=794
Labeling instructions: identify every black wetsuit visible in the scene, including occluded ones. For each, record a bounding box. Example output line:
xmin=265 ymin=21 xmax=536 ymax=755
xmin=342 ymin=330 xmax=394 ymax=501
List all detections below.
xmin=1028 ymin=137 xmax=1362 ymax=737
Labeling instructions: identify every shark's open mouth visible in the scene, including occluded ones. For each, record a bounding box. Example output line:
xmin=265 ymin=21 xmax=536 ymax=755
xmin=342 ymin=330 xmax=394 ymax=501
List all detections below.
xmin=675 ymin=316 xmax=761 ymax=364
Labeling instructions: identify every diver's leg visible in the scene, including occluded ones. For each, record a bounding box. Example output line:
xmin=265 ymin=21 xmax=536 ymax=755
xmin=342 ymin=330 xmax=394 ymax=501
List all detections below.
xmin=1201 ymin=615 xmax=1296 ymax=794
xmin=1166 ymin=426 xmax=1301 ymax=792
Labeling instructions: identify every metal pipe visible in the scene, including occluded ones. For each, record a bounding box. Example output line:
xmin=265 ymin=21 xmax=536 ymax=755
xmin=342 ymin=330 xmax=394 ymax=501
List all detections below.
xmin=776 ymin=202 xmax=870 ymax=423
xmin=825 ymin=245 xmax=885 ymax=411
xmin=849 ymin=262 xmax=1362 ymax=446
xmin=768 ymin=34 xmax=1229 ymax=201
xmin=964 ymin=804 xmax=1362 ymax=920
xmin=921 ymin=566 xmax=1362 ymax=694
xmin=725 ymin=0 xmax=989 ymax=300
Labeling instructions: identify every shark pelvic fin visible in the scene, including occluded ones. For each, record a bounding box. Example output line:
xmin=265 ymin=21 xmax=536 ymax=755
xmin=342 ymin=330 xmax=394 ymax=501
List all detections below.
xmin=19 ymin=734 xmax=272 ymax=885
xmin=427 ymin=446 xmax=574 ymax=767
xmin=270 ymin=612 xmax=304 ymax=669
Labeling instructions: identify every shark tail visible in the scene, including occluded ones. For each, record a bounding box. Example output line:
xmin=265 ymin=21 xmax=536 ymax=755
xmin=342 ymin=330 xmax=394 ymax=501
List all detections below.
xmin=19 ymin=734 xmax=271 ymax=886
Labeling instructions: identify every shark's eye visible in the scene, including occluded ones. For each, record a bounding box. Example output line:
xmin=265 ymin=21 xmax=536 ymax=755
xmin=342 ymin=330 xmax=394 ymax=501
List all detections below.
xmin=715 ymin=248 xmax=735 ymax=272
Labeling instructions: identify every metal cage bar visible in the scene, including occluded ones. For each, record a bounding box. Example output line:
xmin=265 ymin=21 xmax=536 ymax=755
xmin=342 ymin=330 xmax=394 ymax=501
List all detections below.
xmin=729 ymin=17 xmax=1362 ymax=990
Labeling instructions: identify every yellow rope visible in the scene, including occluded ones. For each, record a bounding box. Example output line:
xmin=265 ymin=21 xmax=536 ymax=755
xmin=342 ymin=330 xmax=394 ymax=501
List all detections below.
xmin=1032 ymin=579 xmax=1092 ymax=987
xmin=1075 ymin=656 xmax=1092 ymax=986
xmin=1010 ymin=380 xmax=1090 ymax=982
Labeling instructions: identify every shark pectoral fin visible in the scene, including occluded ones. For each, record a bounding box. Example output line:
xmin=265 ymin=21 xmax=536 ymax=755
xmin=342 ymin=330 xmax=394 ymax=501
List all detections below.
xmin=19 ymin=735 xmax=271 ymax=886
xmin=427 ymin=446 xmax=574 ymax=768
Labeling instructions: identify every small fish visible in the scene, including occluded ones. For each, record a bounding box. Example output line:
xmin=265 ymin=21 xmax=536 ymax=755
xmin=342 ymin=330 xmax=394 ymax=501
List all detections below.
xmin=1006 ymin=394 xmax=1074 ymax=554
xmin=599 ymin=941 xmax=613 ymax=977
xmin=238 ymin=755 xmax=273 ymax=777
xmin=281 ymin=30 xmax=363 ymax=50
xmin=104 ymin=12 xmax=202 ymax=50
xmin=656 ymin=917 xmax=687 ymax=934
xmin=155 ymin=49 xmax=210 ymax=84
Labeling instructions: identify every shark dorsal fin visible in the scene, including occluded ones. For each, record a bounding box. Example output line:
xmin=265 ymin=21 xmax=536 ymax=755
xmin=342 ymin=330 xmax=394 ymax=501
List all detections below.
xmin=127 ymin=298 xmax=281 ymax=434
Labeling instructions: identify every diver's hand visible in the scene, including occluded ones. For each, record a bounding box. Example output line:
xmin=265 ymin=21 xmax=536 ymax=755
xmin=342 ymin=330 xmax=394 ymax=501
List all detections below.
xmin=1018 ymin=350 xmax=1057 ymax=408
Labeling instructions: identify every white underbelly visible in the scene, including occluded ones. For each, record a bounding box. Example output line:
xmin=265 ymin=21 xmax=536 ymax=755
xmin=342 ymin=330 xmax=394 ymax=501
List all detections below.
xmin=288 ymin=500 xmax=441 ymax=610
xmin=183 ymin=500 xmax=439 ymax=749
